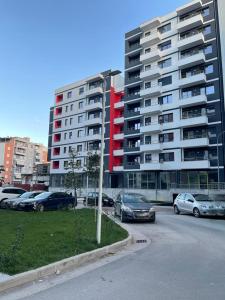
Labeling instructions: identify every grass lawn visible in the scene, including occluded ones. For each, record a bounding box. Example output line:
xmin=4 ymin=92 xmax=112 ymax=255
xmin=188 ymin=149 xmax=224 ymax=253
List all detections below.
xmin=0 ymin=209 xmax=128 ymax=275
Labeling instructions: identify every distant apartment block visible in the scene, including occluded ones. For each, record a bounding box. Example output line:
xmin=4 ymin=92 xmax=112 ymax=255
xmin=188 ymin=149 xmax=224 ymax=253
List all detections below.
xmin=48 ymin=70 xmax=124 ymax=188
xmin=0 ymin=137 xmax=47 ymax=184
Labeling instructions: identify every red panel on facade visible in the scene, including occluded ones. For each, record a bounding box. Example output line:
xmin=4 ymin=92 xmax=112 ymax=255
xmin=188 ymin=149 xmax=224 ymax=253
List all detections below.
xmin=54 ymin=134 xmax=61 ymax=142
xmin=52 ymin=161 xmax=60 ymax=169
xmin=53 ymin=147 xmax=60 ymax=155
xmin=55 ymin=107 xmax=62 ymax=115
xmin=54 ymin=120 xmax=62 ymax=129
xmin=56 ymin=94 xmax=63 ymax=103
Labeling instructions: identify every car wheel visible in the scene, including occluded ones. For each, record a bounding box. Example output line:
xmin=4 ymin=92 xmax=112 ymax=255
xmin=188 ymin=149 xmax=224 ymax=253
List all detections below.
xmin=193 ymin=207 xmax=201 ymax=218
xmin=149 ymin=214 xmax=155 ymax=223
xmin=174 ymin=205 xmax=180 ymax=215
xmin=120 ymin=211 xmax=126 ymax=223
xmin=37 ymin=204 xmax=44 ymax=212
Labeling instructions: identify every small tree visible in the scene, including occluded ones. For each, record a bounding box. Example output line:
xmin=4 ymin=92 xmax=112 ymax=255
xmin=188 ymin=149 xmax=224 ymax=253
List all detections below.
xmin=64 ymin=149 xmax=83 ymax=209
xmin=85 ymin=152 xmax=100 ymax=208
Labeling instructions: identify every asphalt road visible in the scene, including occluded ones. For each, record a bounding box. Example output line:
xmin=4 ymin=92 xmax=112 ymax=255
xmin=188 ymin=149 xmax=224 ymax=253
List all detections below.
xmin=2 ymin=207 xmax=225 ymax=300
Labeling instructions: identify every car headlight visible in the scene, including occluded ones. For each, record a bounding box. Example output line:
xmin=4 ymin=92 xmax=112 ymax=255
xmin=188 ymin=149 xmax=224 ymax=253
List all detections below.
xmin=121 ymin=205 xmax=133 ymax=213
xmin=149 ymin=208 xmax=155 ymax=212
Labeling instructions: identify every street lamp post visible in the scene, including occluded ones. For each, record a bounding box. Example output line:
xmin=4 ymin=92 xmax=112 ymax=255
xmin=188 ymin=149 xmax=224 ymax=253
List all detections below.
xmin=97 ymin=70 xmax=121 ymax=245
xmin=217 ymin=131 xmax=225 ymax=189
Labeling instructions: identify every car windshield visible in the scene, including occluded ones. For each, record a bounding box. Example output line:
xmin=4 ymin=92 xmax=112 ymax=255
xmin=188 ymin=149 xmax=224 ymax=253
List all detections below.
xmin=194 ymin=194 xmax=211 ymax=201
xmin=19 ymin=192 xmax=36 ymax=199
xmin=123 ymin=194 xmax=147 ymax=203
xmin=33 ymin=192 xmax=51 ymax=200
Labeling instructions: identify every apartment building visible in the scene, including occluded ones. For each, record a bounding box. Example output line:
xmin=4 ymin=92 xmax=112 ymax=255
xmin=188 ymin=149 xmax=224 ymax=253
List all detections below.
xmin=49 ymin=70 xmax=124 ymax=188
xmin=0 ymin=137 xmax=47 ymax=184
xmin=120 ymin=0 xmax=225 ymax=190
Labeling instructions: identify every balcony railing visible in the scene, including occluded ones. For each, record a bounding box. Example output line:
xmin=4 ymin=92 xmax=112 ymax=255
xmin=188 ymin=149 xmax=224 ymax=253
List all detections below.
xmin=182 ymin=111 xmax=206 ymax=119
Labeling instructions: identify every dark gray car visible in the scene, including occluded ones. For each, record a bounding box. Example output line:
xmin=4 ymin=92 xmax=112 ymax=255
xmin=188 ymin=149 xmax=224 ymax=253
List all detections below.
xmin=114 ymin=192 xmax=155 ymax=223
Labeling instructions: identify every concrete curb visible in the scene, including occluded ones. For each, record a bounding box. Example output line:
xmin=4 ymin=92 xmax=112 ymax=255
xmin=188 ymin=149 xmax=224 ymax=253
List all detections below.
xmin=0 ymin=227 xmax=132 ymax=294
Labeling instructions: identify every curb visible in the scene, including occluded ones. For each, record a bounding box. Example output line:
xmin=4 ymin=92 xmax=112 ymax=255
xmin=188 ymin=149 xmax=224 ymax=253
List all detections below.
xmin=0 ymin=229 xmax=132 ymax=293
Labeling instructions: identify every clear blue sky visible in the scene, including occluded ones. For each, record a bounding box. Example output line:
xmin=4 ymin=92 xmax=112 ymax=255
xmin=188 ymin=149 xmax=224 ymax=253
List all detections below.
xmin=0 ymin=0 xmax=188 ymax=146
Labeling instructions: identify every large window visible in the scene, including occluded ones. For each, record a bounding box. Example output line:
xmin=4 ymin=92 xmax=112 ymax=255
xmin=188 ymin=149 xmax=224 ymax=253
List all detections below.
xmin=158 ymin=58 xmax=171 ymax=69
xmin=127 ymin=172 xmax=156 ymax=189
xmin=158 ymin=23 xmax=171 ymax=34
xmin=159 ymin=152 xmax=174 ymax=162
xmin=158 ymin=76 xmax=172 ymax=86
xmin=158 ymin=94 xmax=172 ymax=105
xmin=158 ymin=113 xmax=173 ymax=124
xmin=159 ymin=133 xmax=174 ymax=143
xmin=158 ymin=40 xmax=171 ymax=51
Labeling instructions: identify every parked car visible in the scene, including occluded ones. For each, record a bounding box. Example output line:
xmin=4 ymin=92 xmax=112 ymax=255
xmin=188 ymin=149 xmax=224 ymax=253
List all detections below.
xmin=83 ymin=192 xmax=114 ymax=207
xmin=4 ymin=191 xmax=43 ymax=209
xmin=114 ymin=192 xmax=155 ymax=223
xmin=0 ymin=187 xmax=27 ymax=208
xmin=17 ymin=192 xmax=77 ymax=212
xmin=174 ymin=193 xmax=225 ymax=218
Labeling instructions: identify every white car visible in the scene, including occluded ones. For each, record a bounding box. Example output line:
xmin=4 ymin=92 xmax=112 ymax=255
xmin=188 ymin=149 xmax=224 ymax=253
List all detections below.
xmin=174 ymin=193 xmax=225 ymax=218
xmin=0 ymin=187 xmax=27 ymax=207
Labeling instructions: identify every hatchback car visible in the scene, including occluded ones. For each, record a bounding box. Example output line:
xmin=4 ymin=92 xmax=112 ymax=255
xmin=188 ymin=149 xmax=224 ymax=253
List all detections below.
xmin=17 ymin=192 xmax=77 ymax=212
xmin=4 ymin=191 xmax=43 ymax=209
xmin=174 ymin=193 xmax=225 ymax=217
xmin=83 ymin=192 xmax=114 ymax=207
xmin=114 ymin=192 xmax=155 ymax=222
xmin=0 ymin=187 xmax=27 ymax=207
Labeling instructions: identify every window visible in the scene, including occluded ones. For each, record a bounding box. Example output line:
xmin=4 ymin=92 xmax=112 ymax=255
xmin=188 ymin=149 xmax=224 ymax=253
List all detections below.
xmin=158 ymin=113 xmax=173 ymax=124
xmin=204 ymin=45 xmax=213 ymax=55
xmin=69 ymin=146 xmax=72 ymax=153
xmin=145 ymin=82 xmax=151 ymax=89
xmin=145 ymin=31 xmax=151 ymax=37
xmin=64 ymin=132 xmax=67 ymax=140
xmin=145 ymin=154 xmax=152 ymax=163
xmin=145 ymin=117 xmax=151 ymax=126
xmin=78 ymin=115 xmax=83 ymax=123
xmin=145 ymin=48 xmax=151 ymax=54
xmin=65 ymin=119 xmax=68 ymax=126
xmin=205 ymin=64 xmax=214 ymax=74
xmin=128 ymin=70 xmax=140 ymax=80
xmin=159 ymin=133 xmax=174 ymax=143
xmin=67 ymin=91 xmax=72 ymax=98
xmin=159 ymin=152 xmax=174 ymax=162
xmin=158 ymin=23 xmax=171 ymax=34
xmin=145 ymin=64 xmax=151 ymax=71
xmin=145 ymin=99 xmax=151 ymax=107
xmin=207 ymin=106 xmax=216 ymax=116
xmin=76 ymin=160 xmax=82 ymax=167
xmin=79 ymin=101 xmax=83 ymax=109
xmin=202 ymin=7 xmax=210 ymax=17
xmin=69 ymin=132 xmax=72 ymax=139
xmin=158 ymin=94 xmax=172 ymax=105
xmin=70 ymin=118 xmax=73 ymax=125
xmin=158 ymin=76 xmax=172 ymax=86
xmin=65 ymin=106 xmax=68 ymax=113
xmin=145 ymin=136 xmax=151 ymax=144
xmin=203 ymin=25 xmax=211 ymax=35
xmin=70 ymin=104 xmax=73 ymax=111
xmin=77 ymin=130 xmax=83 ymax=137
xmin=63 ymin=147 xmax=67 ymax=154
xmin=158 ymin=40 xmax=171 ymax=51
xmin=79 ymin=87 xmax=84 ymax=95
xmin=206 ymin=85 xmax=215 ymax=95
xmin=77 ymin=145 xmax=82 ymax=152
xmin=64 ymin=161 xmax=68 ymax=169
xmin=158 ymin=58 xmax=171 ymax=69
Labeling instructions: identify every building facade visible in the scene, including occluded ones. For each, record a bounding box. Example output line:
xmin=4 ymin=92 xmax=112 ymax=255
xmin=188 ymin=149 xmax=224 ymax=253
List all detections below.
xmin=49 ymin=70 xmax=124 ymax=189
xmin=0 ymin=137 xmax=47 ymax=184
xmin=115 ymin=0 xmax=225 ymax=191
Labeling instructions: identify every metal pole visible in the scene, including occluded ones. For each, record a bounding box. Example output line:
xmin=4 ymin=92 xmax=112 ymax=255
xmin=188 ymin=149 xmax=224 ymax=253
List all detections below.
xmin=217 ymin=134 xmax=220 ymax=189
xmin=97 ymin=76 xmax=106 ymax=244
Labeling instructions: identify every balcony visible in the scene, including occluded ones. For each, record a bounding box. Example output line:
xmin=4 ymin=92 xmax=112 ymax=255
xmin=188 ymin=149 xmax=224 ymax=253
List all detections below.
xmin=140 ymin=67 xmax=161 ymax=81
xmin=86 ymin=102 xmax=102 ymax=111
xmin=140 ymin=86 xmax=161 ymax=98
xmin=179 ymin=94 xmax=207 ymax=108
xmin=181 ymin=137 xmax=209 ymax=148
xmin=86 ymin=87 xmax=103 ymax=97
xmin=113 ymin=165 xmax=124 ymax=172
xmin=177 ymin=14 xmax=203 ymax=33
xmin=140 ymin=123 xmax=162 ymax=133
xmin=140 ymin=104 xmax=162 ymax=115
xmin=114 ymin=117 xmax=125 ymax=125
xmin=114 ymin=101 xmax=124 ymax=109
xmin=86 ymin=133 xmax=101 ymax=141
xmin=140 ymin=50 xmax=161 ymax=64
xmin=178 ymin=52 xmax=205 ymax=69
xmin=85 ymin=117 xmax=102 ymax=126
xmin=181 ymin=160 xmax=210 ymax=169
xmin=177 ymin=0 xmax=203 ymax=16
xmin=113 ymin=149 xmax=124 ymax=156
xmin=180 ymin=114 xmax=208 ymax=128
xmin=179 ymin=73 xmax=206 ymax=88
xmin=140 ymin=17 xmax=161 ymax=31
xmin=140 ymin=31 xmax=161 ymax=47
xmin=140 ymin=143 xmax=162 ymax=152
xmin=140 ymin=162 xmax=161 ymax=171
xmin=177 ymin=33 xmax=204 ymax=51
xmin=113 ymin=133 xmax=124 ymax=140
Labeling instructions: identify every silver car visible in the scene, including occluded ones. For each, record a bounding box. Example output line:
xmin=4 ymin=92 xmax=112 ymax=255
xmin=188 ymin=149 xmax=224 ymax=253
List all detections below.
xmin=174 ymin=193 xmax=225 ymax=218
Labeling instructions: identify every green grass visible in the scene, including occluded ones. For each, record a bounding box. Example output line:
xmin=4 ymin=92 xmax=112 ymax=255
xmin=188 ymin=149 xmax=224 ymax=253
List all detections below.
xmin=0 ymin=209 xmax=128 ymax=275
